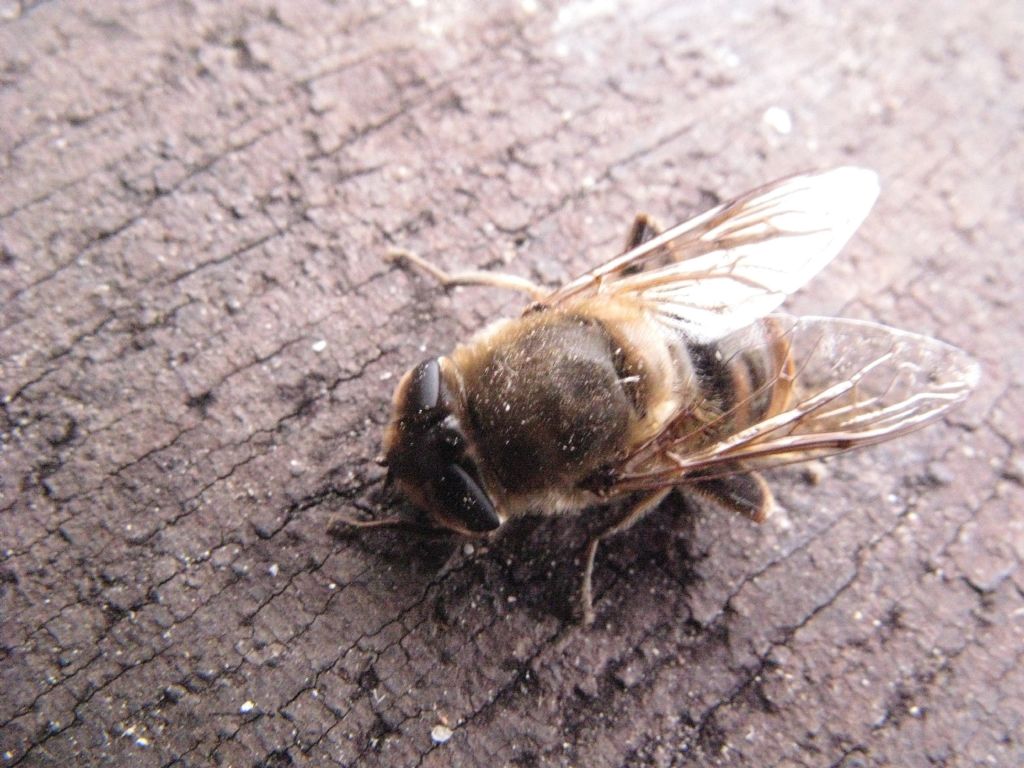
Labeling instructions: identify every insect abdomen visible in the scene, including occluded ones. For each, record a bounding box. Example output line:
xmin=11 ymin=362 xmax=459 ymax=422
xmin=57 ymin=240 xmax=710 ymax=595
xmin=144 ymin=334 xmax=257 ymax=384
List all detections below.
xmin=684 ymin=319 xmax=795 ymax=443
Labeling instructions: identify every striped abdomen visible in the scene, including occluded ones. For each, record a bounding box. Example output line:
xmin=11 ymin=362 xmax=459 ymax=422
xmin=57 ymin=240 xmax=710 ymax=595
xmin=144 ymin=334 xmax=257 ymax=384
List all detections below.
xmin=677 ymin=318 xmax=796 ymax=449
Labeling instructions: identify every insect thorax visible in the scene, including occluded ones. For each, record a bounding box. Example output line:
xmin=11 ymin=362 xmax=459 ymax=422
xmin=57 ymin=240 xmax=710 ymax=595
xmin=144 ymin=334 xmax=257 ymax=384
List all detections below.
xmin=453 ymin=311 xmax=643 ymax=496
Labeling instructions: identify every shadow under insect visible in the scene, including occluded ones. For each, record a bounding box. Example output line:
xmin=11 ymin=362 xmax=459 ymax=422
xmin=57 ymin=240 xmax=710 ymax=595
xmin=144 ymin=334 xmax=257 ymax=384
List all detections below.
xmin=333 ymin=481 xmax=709 ymax=625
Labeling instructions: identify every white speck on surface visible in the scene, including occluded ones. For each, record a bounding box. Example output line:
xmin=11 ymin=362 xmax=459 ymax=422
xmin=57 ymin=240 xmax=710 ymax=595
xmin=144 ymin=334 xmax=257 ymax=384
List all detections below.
xmin=135 ymin=737 xmax=150 ymax=748
xmin=557 ymin=0 xmax=617 ymax=27
xmin=714 ymin=46 xmax=741 ymax=68
xmin=0 ymin=2 xmax=22 ymax=22
xmin=380 ymin=371 xmax=393 ymax=381
xmin=431 ymin=724 xmax=453 ymax=744
xmin=312 ymin=339 xmax=327 ymax=352
xmin=240 ymin=700 xmax=255 ymax=714
xmin=268 ymin=563 xmax=279 ymax=577
xmin=462 ymin=543 xmax=475 ymax=556
xmin=762 ymin=106 xmax=792 ymax=135
xmin=802 ymin=460 xmax=828 ymax=485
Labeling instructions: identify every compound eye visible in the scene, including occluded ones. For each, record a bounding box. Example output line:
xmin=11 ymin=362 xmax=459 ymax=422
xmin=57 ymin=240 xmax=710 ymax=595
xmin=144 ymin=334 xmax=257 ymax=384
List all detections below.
xmin=407 ymin=358 xmax=441 ymax=414
xmin=438 ymin=464 xmax=500 ymax=532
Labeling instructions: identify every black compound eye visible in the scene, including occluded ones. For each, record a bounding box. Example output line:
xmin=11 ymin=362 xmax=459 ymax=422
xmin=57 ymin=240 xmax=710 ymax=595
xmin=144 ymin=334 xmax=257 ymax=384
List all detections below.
xmin=438 ymin=464 xmax=500 ymax=532
xmin=407 ymin=358 xmax=441 ymax=414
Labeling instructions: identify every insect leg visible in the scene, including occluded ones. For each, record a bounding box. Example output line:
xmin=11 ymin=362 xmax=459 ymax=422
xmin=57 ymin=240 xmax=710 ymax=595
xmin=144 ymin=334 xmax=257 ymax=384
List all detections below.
xmin=386 ymin=248 xmax=547 ymax=300
xmin=327 ymin=513 xmax=449 ymax=537
xmin=579 ymin=488 xmax=672 ymax=625
xmin=622 ymin=213 xmax=688 ymax=270
xmin=689 ymin=471 xmax=774 ymax=523
xmin=624 ymin=212 xmax=664 ymax=249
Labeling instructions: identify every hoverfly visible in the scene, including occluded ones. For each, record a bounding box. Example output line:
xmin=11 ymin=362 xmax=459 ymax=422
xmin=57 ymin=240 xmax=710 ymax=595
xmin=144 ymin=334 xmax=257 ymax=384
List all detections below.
xmin=341 ymin=167 xmax=979 ymax=623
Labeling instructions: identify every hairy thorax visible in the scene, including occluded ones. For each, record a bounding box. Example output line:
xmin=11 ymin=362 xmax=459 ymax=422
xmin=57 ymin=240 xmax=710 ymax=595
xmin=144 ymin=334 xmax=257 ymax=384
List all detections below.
xmin=448 ymin=298 xmax=689 ymax=511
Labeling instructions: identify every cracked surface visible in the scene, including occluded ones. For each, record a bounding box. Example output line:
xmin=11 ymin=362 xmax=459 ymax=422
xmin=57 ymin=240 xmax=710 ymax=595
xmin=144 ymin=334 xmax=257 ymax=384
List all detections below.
xmin=1 ymin=1 xmax=1022 ymax=765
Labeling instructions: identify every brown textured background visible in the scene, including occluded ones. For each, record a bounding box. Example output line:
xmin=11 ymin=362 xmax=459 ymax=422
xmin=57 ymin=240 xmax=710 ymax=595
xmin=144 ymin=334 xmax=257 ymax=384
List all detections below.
xmin=1 ymin=1 xmax=1021 ymax=766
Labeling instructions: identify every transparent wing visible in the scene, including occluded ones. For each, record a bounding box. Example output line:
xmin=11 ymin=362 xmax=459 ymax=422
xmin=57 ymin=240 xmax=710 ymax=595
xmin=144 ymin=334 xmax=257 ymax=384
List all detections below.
xmin=540 ymin=167 xmax=880 ymax=343
xmin=606 ymin=316 xmax=981 ymax=495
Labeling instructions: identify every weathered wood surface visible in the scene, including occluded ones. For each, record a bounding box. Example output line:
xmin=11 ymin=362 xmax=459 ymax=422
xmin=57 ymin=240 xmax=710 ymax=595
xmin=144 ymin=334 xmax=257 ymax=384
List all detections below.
xmin=1 ymin=1 xmax=1021 ymax=766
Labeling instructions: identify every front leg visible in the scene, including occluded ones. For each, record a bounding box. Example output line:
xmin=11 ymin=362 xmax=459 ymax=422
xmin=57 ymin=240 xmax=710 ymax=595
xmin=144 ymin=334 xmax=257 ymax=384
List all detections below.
xmin=387 ymin=248 xmax=548 ymax=301
xmin=327 ymin=513 xmax=452 ymax=538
